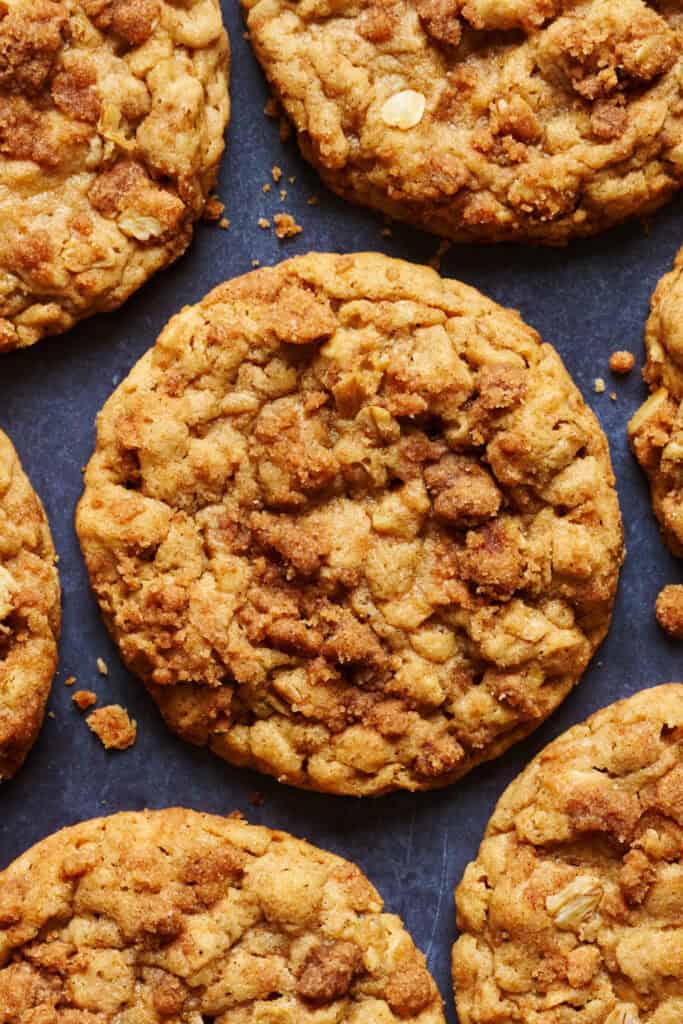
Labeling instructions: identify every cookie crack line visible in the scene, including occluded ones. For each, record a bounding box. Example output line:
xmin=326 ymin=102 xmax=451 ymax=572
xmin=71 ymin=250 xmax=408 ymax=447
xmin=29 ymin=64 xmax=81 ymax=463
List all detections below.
xmin=76 ymin=251 xmax=624 ymax=796
xmin=243 ymin=0 xmax=683 ymax=243
xmin=0 ymin=0 xmax=230 ymax=351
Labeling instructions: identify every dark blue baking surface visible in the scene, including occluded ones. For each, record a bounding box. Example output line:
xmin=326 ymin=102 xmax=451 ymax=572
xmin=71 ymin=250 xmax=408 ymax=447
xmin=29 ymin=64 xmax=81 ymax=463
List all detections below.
xmin=1 ymin=5 xmax=683 ymax=1019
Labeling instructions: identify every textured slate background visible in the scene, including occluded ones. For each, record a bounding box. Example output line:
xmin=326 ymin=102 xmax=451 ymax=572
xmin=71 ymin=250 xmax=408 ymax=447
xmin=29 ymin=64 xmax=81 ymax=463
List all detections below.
xmin=1 ymin=6 xmax=683 ymax=1020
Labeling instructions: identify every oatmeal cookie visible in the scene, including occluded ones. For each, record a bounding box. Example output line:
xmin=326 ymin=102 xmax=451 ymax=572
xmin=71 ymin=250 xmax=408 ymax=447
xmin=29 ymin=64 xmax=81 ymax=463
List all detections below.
xmin=76 ymin=252 xmax=624 ymax=796
xmin=629 ymin=249 xmax=683 ymax=558
xmin=243 ymin=0 xmax=683 ymax=244
xmin=453 ymin=684 xmax=683 ymax=1024
xmin=0 ymin=429 xmax=60 ymax=779
xmin=0 ymin=0 xmax=230 ymax=352
xmin=0 ymin=807 xmax=445 ymax=1022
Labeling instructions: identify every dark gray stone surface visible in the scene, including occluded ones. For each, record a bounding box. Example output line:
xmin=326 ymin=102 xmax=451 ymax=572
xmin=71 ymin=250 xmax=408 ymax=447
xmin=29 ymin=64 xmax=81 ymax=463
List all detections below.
xmin=1 ymin=7 xmax=682 ymax=1019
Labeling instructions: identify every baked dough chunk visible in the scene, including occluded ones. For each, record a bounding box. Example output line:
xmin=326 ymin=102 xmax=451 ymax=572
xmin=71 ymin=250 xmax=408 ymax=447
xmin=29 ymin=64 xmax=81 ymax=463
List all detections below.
xmin=0 ymin=808 xmax=445 ymax=1022
xmin=243 ymin=0 xmax=683 ymax=244
xmin=453 ymin=684 xmax=683 ymax=1024
xmin=76 ymin=252 xmax=624 ymax=796
xmin=0 ymin=428 xmax=60 ymax=779
xmin=629 ymin=249 xmax=683 ymax=559
xmin=0 ymin=0 xmax=230 ymax=351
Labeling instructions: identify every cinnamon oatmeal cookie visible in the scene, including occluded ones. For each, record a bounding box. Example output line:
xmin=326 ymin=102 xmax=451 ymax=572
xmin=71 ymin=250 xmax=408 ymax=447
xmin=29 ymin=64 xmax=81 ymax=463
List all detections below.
xmin=243 ymin=0 xmax=683 ymax=244
xmin=0 ymin=0 xmax=230 ymax=352
xmin=629 ymin=249 xmax=683 ymax=559
xmin=76 ymin=252 xmax=624 ymax=796
xmin=453 ymin=683 xmax=683 ymax=1024
xmin=0 ymin=429 xmax=60 ymax=779
xmin=0 ymin=807 xmax=445 ymax=1022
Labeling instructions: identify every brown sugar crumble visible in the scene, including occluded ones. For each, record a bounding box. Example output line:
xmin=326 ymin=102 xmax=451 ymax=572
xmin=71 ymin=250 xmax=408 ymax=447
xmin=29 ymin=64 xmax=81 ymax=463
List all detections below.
xmin=273 ymin=212 xmax=303 ymax=239
xmin=609 ymin=350 xmax=636 ymax=374
xmin=72 ymin=690 xmax=97 ymax=711
xmin=656 ymin=585 xmax=683 ymax=639
xmin=203 ymin=196 xmax=225 ymax=222
xmin=87 ymin=705 xmax=137 ymax=750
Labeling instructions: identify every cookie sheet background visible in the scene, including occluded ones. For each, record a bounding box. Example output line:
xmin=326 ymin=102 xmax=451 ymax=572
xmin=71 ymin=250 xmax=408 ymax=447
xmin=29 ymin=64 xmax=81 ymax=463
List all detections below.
xmin=1 ymin=8 xmax=683 ymax=1019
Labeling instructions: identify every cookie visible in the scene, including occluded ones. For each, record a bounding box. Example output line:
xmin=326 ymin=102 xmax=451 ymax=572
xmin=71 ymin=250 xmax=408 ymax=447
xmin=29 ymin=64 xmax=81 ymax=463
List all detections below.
xmin=453 ymin=684 xmax=683 ymax=1024
xmin=629 ymin=250 xmax=683 ymax=558
xmin=76 ymin=252 xmax=624 ymax=796
xmin=0 ymin=429 xmax=60 ymax=779
xmin=0 ymin=807 xmax=445 ymax=1022
xmin=0 ymin=0 xmax=230 ymax=352
xmin=243 ymin=0 xmax=683 ymax=244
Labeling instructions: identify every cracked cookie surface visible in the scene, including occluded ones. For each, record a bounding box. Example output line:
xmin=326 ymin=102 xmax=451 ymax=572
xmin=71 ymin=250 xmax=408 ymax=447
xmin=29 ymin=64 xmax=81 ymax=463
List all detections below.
xmin=0 ymin=0 xmax=229 ymax=352
xmin=243 ymin=0 xmax=683 ymax=244
xmin=0 ymin=807 xmax=445 ymax=1022
xmin=629 ymin=249 xmax=683 ymax=560
xmin=453 ymin=684 xmax=683 ymax=1024
xmin=76 ymin=252 xmax=624 ymax=796
xmin=0 ymin=428 xmax=60 ymax=779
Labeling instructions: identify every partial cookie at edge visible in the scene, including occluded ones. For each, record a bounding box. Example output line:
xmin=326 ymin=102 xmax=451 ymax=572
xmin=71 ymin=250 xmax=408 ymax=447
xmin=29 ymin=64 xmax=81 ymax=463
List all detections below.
xmin=243 ymin=0 xmax=683 ymax=244
xmin=453 ymin=684 xmax=683 ymax=1024
xmin=0 ymin=807 xmax=445 ymax=1022
xmin=76 ymin=251 xmax=624 ymax=796
xmin=0 ymin=0 xmax=230 ymax=351
xmin=0 ymin=429 xmax=60 ymax=779
xmin=629 ymin=249 xmax=683 ymax=559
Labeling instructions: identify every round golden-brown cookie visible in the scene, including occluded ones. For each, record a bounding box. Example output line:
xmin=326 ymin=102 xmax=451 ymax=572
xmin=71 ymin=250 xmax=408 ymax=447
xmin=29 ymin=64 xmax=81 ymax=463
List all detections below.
xmin=453 ymin=684 xmax=683 ymax=1024
xmin=0 ymin=808 xmax=445 ymax=1022
xmin=629 ymin=250 xmax=683 ymax=559
xmin=0 ymin=429 xmax=60 ymax=779
xmin=243 ymin=0 xmax=683 ymax=244
xmin=0 ymin=0 xmax=230 ymax=352
xmin=76 ymin=252 xmax=624 ymax=796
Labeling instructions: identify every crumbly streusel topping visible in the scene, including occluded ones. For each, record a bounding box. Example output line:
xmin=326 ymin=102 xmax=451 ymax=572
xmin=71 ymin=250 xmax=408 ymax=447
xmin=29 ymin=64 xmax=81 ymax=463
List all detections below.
xmin=454 ymin=684 xmax=683 ymax=1024
xmin=77 ymin=252 xmax=624 ymax=796
xmin=0 ymin=0 xmax=229 ymax=351
xmin=243 ymin=0 xmax=683 ymax=243
xmin=0 ymin=808 xmax=445 ymax=1022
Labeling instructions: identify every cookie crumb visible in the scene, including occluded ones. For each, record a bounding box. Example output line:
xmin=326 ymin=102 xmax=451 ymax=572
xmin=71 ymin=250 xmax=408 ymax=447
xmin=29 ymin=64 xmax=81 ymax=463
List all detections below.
xmin=249 ymin=791 xmax=265 ymax=807
xmin=271 ymin=165 xmax=282 ymax=183
xmin=594 ymin=377 xmax=606 ymax=394
xmin=279 ymin=188 xmax=287 ymax=201
xmin=609 ymin=350 xmax=635 ymax=374
xmin=610 ymin=392 xmax=617 ymax=402
xmin=251 ymin=258 xmax=261 ymax=268
xmin=258 ymin=217 xmax=271 ymax=230
xmin=307 ymin=195 xmax=319 ymax=206
xmin=218 ymin=217 xmax=230 ymax=230
xmin=203 ymin=196 xmax=224 ymax=222
xmin=64 ymin=675 xmax=76 ymax=687
xmin=48 ymin=711 xmax=56 ymax=719
xmin=381 ymin=226 xmax=393 ymax=237
xmin=87 ymin=705 xmax=137 ymax=750
xmin=274 ymin=213 xmax=303 ymax=239
xmin=262 ymin=183 xmax=271 ymax=193
xmin=656 ymin=585 xmax=683 ymax=639
xmin=97 ymin=657 xmax=109 ymax=676
xmin=73 ymin=690 xmax=97 ymax=711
